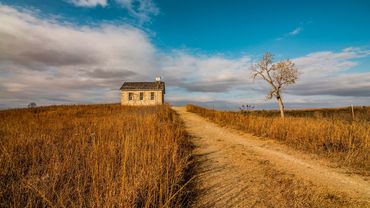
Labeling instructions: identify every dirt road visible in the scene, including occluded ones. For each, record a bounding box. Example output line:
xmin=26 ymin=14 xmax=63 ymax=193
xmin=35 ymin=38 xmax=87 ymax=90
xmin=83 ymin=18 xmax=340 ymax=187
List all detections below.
xmin=172 ymin=107 xmax=370 ymax=208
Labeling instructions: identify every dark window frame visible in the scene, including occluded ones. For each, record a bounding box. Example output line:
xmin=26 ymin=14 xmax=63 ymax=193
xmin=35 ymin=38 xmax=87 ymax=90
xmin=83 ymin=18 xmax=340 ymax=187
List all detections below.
xmin=150 ymin=92 xmax=155 ymax=100
xmin=128 ymin=92 xmax=133 ymax=101
xmin=140 ymin=92 xmax=144 ymax=100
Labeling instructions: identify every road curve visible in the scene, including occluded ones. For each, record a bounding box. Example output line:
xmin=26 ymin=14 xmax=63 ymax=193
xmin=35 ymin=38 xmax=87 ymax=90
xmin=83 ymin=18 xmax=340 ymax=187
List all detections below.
xmin=173 ymin=107 xmax=370 ymax=208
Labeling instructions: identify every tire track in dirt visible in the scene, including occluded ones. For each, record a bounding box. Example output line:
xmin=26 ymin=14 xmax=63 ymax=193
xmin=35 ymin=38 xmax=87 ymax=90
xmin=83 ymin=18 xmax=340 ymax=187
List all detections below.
xmin=173 ymin=107 xmax=370 ymax=208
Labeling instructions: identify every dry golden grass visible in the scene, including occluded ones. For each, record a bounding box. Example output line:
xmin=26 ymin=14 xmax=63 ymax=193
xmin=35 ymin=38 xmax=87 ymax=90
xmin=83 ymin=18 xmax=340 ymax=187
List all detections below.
xmin=0 ymin=104 xmax=193 ymax=207
xmin=187 ymin=105 xmax=369 ymax=175
xmin=240 ymin=106 xmax=370 ymax=122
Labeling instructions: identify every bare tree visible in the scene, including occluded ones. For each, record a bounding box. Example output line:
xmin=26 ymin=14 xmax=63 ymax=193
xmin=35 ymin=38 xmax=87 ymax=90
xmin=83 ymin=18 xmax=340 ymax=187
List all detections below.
xmin=251 ymin=52 xmax=299 ymax=118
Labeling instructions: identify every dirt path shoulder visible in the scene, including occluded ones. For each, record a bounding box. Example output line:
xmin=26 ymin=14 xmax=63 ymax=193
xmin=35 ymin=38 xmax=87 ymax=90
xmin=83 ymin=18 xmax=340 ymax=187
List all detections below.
xmin=173 ymin=107 xmax=370 ymax=208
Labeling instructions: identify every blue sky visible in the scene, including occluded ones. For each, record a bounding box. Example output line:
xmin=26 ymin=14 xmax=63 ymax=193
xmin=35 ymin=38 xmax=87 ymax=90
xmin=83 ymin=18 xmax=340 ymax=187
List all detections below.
xmin=0 ymin=0 xmax=370 ymax=109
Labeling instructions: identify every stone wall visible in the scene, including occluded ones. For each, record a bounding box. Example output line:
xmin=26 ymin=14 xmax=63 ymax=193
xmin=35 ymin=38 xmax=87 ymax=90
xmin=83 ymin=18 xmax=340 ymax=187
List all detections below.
xmin=120 ymin=90 xmax=164 ymax=106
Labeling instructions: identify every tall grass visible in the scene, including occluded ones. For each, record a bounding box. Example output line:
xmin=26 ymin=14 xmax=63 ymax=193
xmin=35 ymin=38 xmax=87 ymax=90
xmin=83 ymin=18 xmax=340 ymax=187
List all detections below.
xmin=240 ymin=106 xmax=370 ymax=122
xmin=187 ymin=105 xmax=369 ymax=175
xmin=0 ymin=104 xmax=193 ymax=207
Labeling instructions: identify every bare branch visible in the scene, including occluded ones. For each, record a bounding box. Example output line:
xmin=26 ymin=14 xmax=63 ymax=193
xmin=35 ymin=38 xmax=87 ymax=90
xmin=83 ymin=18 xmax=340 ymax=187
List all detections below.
xmin=250 ymin=52 xmax=275 ymax=86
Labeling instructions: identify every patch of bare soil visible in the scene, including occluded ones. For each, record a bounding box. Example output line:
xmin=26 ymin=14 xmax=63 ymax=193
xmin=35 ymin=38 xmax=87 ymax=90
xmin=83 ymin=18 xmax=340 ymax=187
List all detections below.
xmin=172 ymin=107 xmax=370 ymax=208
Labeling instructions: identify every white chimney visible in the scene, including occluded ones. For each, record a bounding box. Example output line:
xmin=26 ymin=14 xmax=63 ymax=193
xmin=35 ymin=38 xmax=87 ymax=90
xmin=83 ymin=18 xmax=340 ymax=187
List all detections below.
xmin=155 ymin=76 xmax=161 ymax=82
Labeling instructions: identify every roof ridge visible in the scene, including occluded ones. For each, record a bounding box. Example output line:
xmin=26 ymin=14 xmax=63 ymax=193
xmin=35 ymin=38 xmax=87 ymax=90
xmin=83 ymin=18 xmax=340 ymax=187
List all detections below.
xmin=120 ymin=81 xmax=165 ymax=92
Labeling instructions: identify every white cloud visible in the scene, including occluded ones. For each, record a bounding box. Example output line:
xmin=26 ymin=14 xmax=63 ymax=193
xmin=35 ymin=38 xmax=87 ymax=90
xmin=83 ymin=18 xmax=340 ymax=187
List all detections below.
xmin=277 ymin=26 xmax=303 ymax=40
xmin=67 ymin=0 xmax=159 ymax=23
xmin=292 ymin=48 xmax=366 ymax=76
xmin=115 ymin=0 xmax=159 ymax=23
xmin=0 ymin=5 xmax=157 ymax=70
xmin=68 ymin=0 xmax=108 ymax=7
xmin=286 ymin=47 xmax=370 ymax=97
xmin=159 ymin=51 xmax=252 ymax=92
xmin=288 ymin=27 xmax=302 ymax=36
xmin=288 ymin=72 xmax=370 ymax=97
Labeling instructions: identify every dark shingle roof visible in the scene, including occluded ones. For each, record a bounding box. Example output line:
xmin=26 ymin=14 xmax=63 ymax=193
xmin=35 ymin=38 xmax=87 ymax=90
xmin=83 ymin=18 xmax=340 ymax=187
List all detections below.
xmin=120 ymin=81 xmax=165 ymax=93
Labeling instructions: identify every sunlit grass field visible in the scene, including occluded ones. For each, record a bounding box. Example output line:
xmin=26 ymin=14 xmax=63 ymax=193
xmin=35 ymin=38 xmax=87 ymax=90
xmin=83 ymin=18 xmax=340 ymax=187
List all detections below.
xmin=239 ymin=106 xmax=370 ymax=122
xmin=187 ymin=105 xmax=369 ymax=175
xmin=0 ymin=104 xmax=193 ymax=207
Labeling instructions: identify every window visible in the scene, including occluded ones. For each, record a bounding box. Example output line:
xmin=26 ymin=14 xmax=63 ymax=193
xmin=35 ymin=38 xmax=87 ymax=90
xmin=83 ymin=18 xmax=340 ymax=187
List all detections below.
xmin=150 ymin=92 xmax=155 ymax=100
xmin=140 ymin=92 xmax=144 ymax=100
xmin=128 ymin=93 xmax=133 ymax=101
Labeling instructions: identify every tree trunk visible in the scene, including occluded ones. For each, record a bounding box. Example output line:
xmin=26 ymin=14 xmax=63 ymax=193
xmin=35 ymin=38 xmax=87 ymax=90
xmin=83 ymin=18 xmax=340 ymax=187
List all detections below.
xmin=277 ymin=96 xmax=285 ymax=118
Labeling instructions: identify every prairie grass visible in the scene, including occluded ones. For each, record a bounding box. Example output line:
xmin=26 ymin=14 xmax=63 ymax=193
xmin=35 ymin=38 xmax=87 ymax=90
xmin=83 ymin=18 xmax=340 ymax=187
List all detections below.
xmin=187 ymin=105 xmax=369 ymax=174
xmin=0 ymin=104 xmax=193 ymax=207
xmin=240 ymin=106 xmax=370 ymax=122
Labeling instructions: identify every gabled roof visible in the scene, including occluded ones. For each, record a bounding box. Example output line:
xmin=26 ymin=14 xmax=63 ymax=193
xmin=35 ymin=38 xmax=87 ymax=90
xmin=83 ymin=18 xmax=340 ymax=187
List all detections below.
xmin=120 ymin=81 xmax=165 ymax=93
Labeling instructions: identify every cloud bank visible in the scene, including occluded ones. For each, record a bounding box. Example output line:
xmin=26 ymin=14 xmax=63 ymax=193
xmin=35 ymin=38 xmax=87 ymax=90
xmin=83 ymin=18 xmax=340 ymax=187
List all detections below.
xmin=0 ymin=4 xmax=370 ymax=109
xmin=0 ymin=4 xmax=157 ymax=107
xmin=289 ymin=48 xmax=370 ymax=97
